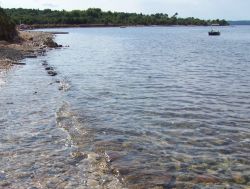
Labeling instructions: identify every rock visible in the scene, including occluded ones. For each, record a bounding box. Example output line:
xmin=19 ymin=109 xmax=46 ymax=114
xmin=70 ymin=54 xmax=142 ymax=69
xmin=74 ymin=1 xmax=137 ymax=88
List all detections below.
xmin=87 ymin=179 xmax=99 ymax=187
xmin=24 ymin=54 xmax=37 ymax=58
xmin=194 ymin=174 xmax=220 ymax=184
xmin=11 ymin=62 xmax=26 ymax=65
xmin=47 ymin=70 xmax=57 ymax=76
xmin=105 ymin=151 xmax=121 ymax=162
xmin=44 ymin=37 xmax=58 ymax=48
xmin=87 ymin=152 xmax=100 ymax=162
xmin=45 ymin=66 xmax=54 ymax=70
xmin=71 ymin=151 xmax=87 ymax=160
xmin=232 ymin=172 xmax=246 ymax=184
xmin=0 ymin=172 xmax=6 ymax=180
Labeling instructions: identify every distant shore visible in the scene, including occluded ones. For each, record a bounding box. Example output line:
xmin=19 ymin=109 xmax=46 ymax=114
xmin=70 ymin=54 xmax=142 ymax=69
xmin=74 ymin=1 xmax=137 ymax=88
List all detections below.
xmin=29 ymin=23 xmax=227 ymax=29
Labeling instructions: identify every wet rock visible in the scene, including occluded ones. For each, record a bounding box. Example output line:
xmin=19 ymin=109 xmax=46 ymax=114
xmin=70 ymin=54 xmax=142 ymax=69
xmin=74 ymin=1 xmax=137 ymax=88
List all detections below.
xmin=105 ymin=151 xmax=121 ymax=162
xmin=24 ymin=54 xmax=37 ymax=58
xmin=111 ymin=168 xmax=120 ymax=176
xmin=87 ymin=152 xmax=100 ymax=162
xmin=58 ymin=86 xmax=63 ymax=91
xmin=87 ymin=179 xmax=99 ymax=187
xmin=0 ymin=181 xmax=11 ymax=187
xmin=232 ymin=172 xmax=246 ymax=184
xmin=42 ymin=61 xmax=48 ymax=66
xmin=11 ymin=62 xmax=26 ymax=65
xmin=111 ymin=167 xmax=130 ymax=177
xmin=47 ymin=70 xmax=57 ymax=76
xmin=44 ymin=37 xmax=59 ymax=48
xmin=0 ymin=172 xmax=6 ymax=180
xmin=71 ymin=151 xmax=87 ymax=160
xmin=16 ymin=172 xmax=33 ymax=179
xmin=194 ymin=174 xmax=220 ymax=184
xmin=45 ymin=66 xmax=54 ymax=70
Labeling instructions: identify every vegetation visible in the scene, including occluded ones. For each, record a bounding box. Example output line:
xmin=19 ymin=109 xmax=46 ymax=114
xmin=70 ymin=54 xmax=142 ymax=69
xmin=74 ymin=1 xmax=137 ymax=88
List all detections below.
xmin=4 ymin=8 xmax=229 ymax=27
xmin=0 ymin=7 xmax=17 ymax=41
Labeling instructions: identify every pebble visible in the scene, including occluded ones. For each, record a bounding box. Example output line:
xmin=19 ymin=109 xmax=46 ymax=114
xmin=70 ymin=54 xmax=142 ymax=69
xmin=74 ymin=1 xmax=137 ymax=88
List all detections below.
xmin=71 ymin=151 xmax=87 ymax=160
xmin=232 ymin=172 xmax=246 ymax=184
xmin=194 ymin=174 xmax=220 ymax=184
xmin=87 ymin=179 xmax=99 ymax=187
xmin=87 ymin=152 xmax=100 ymax=162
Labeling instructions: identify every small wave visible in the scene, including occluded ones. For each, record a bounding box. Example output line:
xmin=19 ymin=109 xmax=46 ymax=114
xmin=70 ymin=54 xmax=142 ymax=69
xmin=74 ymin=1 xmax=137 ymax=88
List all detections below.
xmin=56 ymin=103 xmax=126 ymax=188
xmin=58 ymin=77 xmax=71 ymax=91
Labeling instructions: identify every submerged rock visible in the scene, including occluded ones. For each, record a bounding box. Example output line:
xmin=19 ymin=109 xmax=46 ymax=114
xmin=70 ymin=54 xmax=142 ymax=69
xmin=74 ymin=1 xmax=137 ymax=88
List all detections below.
xmin=194 ymin=174 xmax=220 ymax=184
xmin=45 ymin=66 xmax=54 ymax=71
xmin=232 ymin=172 xmax=247 ymax=184
xmin=71 ymin=151 xmax=87 ymax=160
xmin=87 ymin=179 xmax=99 ymax=187
xmin=105 ymin=151 xmax=121 ymax=162
xmin=47 ymin=70 xmax=57 ymax=76
xmin=42 ymin=62 xmax=48 ymax=66
xmin=0 ymin=171 xmax=6 ymax=180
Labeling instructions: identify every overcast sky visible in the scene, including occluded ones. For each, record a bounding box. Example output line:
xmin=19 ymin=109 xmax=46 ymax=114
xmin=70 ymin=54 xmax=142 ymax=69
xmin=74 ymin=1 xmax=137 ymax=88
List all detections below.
xmin=0 ymin=0 xmax=249 ymax=20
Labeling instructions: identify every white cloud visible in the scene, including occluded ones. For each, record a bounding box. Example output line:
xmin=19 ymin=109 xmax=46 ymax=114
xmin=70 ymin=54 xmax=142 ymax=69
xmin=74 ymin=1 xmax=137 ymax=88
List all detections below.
xmin=42 ymin=3 xmax=58 ymax=8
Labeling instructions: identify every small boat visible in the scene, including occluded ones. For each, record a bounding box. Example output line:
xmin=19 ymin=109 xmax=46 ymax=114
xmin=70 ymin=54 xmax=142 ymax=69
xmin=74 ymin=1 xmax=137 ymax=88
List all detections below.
xmin=208 ymin=24 xmax=220 ymax=36
xmin=208 ymin=30 xmax=220 ymax=36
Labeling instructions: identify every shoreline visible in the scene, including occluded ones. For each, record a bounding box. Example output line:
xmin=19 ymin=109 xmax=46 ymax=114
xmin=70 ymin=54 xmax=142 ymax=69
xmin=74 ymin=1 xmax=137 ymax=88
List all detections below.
xmin=0 ymin=31 xmax=61 ymax=69
xmin=29 ymin=24 xmax=228 ymax=30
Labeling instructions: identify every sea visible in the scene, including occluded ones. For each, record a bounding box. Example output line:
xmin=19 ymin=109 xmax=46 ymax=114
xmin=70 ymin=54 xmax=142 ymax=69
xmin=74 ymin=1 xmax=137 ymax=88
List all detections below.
xmin=0 ymin=26 xmax=250 ymax=188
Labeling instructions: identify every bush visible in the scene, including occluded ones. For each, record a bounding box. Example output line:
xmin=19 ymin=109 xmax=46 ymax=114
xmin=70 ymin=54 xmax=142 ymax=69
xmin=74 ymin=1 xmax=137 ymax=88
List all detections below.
xmin=0 ymin=7 xmax=17 ymax=41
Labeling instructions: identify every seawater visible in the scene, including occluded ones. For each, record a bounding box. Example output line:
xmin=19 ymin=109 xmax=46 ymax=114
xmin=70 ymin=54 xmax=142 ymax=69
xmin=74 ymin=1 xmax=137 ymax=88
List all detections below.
xmin=0 ymin=26 xmax=250 ymax=188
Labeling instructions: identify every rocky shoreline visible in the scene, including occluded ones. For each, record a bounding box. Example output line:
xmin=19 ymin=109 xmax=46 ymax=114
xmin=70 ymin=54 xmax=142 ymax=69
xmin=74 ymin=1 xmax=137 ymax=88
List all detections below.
xmin=0 ymin=31 xmax=61 ymax=69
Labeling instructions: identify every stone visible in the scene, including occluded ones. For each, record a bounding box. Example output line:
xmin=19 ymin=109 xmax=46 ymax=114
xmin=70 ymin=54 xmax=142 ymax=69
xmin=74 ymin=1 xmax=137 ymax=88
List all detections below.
xmin=44 ymin=37 xmax=59 ymax=48
xmin=194 ymin=174 xmax=220 ymax=184
xmin=45 ymin=66 xmax=54 ymax=70
xmin=105 ymin=151 xmax=121 ymax=162
xmin=47 ymin=70 xmax=57 ymax=76
xmin=87 ymin=179 xmax=99 ymax=187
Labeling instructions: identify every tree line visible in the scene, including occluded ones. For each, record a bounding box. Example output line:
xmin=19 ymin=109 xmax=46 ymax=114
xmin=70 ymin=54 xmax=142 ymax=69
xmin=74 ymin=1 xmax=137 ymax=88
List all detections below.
xmin=0 ymin=7 xmax=17 ymax=41
xmin=4 ymin=8 xmax=229 ymax=26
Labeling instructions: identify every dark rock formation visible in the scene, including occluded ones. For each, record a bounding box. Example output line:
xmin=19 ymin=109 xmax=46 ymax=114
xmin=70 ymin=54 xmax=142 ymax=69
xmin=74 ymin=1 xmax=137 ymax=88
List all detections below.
xmin=43 ymin=37 xmax=59 ymax=48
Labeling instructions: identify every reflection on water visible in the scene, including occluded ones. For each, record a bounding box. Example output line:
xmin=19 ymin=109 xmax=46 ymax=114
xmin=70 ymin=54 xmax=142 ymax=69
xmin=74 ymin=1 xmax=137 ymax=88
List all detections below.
xmin=1 ymin=26 xmax=250 ymax=188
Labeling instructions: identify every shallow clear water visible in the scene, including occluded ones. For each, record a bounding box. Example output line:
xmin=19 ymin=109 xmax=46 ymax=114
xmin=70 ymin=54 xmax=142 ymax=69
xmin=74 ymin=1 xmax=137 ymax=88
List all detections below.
xmin=1 ymin=26 xmax=250 ymax=188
